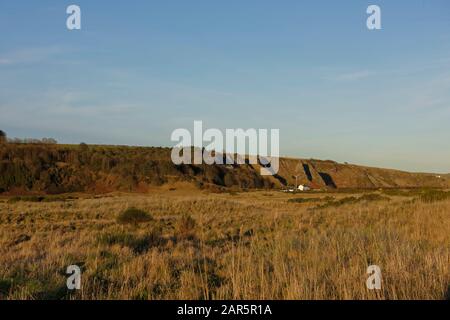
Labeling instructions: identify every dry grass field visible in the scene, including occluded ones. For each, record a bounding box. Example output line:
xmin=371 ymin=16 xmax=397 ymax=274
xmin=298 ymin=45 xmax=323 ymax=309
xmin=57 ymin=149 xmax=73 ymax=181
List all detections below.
xmin=0 ymin=188 xmax=449 ymax=300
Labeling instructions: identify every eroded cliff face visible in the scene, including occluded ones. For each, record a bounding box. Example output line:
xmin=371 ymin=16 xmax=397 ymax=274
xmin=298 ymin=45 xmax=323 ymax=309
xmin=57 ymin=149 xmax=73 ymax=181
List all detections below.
xmin=270 ymin=158 xmax=449 ymax=189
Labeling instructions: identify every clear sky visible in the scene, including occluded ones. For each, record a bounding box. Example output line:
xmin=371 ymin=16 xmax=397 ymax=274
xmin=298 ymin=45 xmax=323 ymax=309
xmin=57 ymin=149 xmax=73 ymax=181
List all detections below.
xmin=1 ymin=0 xmax=449 ymax=173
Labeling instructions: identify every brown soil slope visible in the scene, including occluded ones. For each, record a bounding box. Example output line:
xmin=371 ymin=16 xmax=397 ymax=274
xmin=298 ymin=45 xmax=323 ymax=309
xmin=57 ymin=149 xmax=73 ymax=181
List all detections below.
xmin=271 ymin=158 xmax=448 ymax=189
xmin=0 ymin=144 xmax=448 ymax=194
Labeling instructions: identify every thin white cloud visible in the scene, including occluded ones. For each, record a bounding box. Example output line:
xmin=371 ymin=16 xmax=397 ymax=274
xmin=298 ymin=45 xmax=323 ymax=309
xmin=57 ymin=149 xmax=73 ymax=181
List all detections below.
xmin=0 ymin=45 xmax=66 ymax=66
xmin=406 ymin=74 xmax=450 ymax=112
xmin=333 ymin=70 xmax=373 ymax=81
xmin=322 ymin=57 xmax=450 ymax=83
xmin=0 ymin=58 xmax=12 ymax=65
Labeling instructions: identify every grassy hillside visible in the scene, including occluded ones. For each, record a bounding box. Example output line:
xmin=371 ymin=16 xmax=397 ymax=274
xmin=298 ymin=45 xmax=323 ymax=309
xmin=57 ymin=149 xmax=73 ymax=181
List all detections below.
xmin=0 ymin=143 xmax=448 ymax=194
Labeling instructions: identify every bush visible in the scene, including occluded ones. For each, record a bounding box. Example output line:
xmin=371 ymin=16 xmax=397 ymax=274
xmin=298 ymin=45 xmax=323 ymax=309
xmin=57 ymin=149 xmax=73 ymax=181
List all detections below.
xmin=79 ymin=142 xmax=89 ymax=151
xmin=117 ymin=208 xmax=153 ymax=225
xmin=0 ymin=130 xmax=6 ymax=144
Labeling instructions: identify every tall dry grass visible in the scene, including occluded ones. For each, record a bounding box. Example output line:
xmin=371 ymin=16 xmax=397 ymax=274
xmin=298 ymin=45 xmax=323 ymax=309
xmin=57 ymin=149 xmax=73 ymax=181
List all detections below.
xmin=0 ymin=190 xmax=448 ymax=300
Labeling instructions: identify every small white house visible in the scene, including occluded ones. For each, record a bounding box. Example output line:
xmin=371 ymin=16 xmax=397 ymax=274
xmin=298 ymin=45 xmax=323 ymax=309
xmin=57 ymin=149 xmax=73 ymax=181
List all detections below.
xmin=298 ymin=185 xmax=311 ymax=191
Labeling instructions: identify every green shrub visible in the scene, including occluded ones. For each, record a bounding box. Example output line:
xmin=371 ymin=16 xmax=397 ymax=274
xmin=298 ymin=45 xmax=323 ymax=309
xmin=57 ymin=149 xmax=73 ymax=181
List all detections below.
xmin=117 ymin=207 xmax=153 ymax=225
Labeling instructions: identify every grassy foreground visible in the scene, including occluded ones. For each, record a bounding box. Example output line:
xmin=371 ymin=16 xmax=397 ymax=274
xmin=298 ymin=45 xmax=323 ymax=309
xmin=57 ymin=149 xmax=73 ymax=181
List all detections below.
xmin=0 ymin=189 xmax=449 ymax=300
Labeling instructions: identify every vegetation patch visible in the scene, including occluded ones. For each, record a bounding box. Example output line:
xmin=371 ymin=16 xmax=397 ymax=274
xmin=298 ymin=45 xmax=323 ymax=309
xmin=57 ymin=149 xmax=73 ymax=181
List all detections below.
xmin=0 ymin=279 xmax=13 ymax=297
xmin=313 ymin=193 xmax=390 ymax=210
xmin=380 ymin=188 xmax=442 ymax=197
xmin=359 ymin=193 xmax=390 ymax=202
xmin=10 ymin=234 xmax=31 ymax=246
xmin=288 ymin=196 xmax=334 ymax=204
xmin=419 ymin=190 xmax=450 ymax=203
xmin=7 ymin=195 xmax=77 ymax=203
xmin=116 ymin=207 xmax=153 ymax=225
xmin=1 ymin=190 xmax=449 ymax=299
xmin=98 ymin=229 xmax=162 ymax=254
xmin=176 ymin=214 xmax=197 ymax=240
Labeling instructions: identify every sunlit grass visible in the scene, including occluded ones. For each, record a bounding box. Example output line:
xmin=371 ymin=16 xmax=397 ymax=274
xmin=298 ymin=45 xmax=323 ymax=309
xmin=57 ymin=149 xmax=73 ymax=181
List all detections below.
xmin=0 ymin=190 xmax=448 ymax=300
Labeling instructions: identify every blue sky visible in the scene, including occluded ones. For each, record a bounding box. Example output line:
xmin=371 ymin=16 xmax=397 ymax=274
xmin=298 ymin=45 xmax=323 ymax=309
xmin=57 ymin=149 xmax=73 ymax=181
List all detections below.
xmin=1 ymin=0 xmax=450 ymax=172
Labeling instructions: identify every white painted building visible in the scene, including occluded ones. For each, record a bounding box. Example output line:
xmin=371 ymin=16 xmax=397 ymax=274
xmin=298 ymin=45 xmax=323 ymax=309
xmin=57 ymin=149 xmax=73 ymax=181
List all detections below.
xmin=298 ymin=185 xmax=311 ymax=191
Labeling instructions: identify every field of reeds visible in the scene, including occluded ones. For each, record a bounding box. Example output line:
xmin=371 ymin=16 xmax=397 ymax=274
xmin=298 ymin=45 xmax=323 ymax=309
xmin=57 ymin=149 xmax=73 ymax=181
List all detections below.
xmin=0 ymin=188 xmax=449 ymax=300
